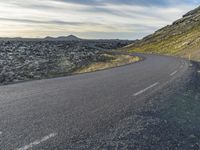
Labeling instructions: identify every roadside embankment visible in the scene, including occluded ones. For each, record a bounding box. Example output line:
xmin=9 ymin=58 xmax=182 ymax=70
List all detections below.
xmin=73 ymin=53 xmax=140 ymax=74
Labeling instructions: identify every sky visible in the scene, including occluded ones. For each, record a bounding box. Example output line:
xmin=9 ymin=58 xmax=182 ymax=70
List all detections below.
xmin=0 ymin=0 xmax=199 ymax=39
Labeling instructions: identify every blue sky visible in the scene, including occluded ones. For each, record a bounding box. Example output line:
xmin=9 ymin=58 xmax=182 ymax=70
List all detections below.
xmin=0 ymin=0 xmax=199 ymax=39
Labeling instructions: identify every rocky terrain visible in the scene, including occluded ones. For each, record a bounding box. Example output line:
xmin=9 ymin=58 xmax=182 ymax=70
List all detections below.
xmin=0 ymin=39 xmax=132 ymax=85
xmin=125 ymin=6 xmax=200 ymax=61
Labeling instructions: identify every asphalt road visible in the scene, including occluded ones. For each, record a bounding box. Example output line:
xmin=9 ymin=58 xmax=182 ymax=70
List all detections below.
xmin=0 ymin=54 xmax=190 ymax=149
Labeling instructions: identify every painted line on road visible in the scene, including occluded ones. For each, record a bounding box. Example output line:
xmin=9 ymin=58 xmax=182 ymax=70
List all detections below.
xmin=170 ymin=70 xmax=178 ymax=76
xmin=0 ymin=131 xmax=2 ymax=135
xmin=17 ymin=133 xmax=57 ymax=150
xmin=134 ymin=82 xmax=159 ymax=96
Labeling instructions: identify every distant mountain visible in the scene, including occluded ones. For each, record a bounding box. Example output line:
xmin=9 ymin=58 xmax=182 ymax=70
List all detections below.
xmin=125 ymin=6 xmax=200 ymax=61
xmin=44 ymin=35 xmax=81 ymax=41
xmin=0 ymin=35 xmax=81 ymax=41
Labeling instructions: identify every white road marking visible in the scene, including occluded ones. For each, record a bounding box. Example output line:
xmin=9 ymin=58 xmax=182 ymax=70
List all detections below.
xmin=170 ymin=70 xmax=178 ymax=76
xmin=0 ymin=131 xmax=2 ymax=135
xmin=134 ymin=82 xmax=159 ymax=96
xmin=17 ymin=133 xmax=57 ymax=150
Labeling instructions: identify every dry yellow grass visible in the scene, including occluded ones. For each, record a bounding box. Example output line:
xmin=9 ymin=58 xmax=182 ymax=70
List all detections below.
xmin=74 ymin=54 xmax=140 ymax=74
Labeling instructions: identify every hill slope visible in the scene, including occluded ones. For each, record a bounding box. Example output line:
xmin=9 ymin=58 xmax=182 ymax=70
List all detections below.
xmin=125 ymin=6 xmax=200 ymax=61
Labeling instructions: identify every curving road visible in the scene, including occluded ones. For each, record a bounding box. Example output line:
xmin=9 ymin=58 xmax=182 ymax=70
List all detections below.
xmin=0 ymin=54 xmax=190 ymax=149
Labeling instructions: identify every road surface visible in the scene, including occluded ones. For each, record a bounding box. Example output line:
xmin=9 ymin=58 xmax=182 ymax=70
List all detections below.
xmin=0 ymin=54 xmax=190 ymax=149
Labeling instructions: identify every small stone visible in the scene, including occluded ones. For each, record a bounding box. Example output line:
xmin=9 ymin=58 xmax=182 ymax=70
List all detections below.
xmin=189 ymin=134 xmax=196 ymax=138
xmin=191 ymin=143 xmax=199 ymax=150
xmin=164 ymin=120 xmax=168 ymax=124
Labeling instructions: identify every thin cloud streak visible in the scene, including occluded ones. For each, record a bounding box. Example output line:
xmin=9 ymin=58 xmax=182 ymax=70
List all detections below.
xmin=0 ymin=17 xmax=102 ymax=26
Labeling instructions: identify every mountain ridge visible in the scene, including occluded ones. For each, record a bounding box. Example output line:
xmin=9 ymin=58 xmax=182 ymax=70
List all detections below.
xmin=44 ymin=35 xmax=81 ymax=41
xmin=0 ymin=35 xmax=82 ymax=41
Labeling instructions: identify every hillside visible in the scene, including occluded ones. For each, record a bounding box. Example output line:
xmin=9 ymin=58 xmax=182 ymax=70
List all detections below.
xmin=125 ymin=6 xmax=200 ymax=61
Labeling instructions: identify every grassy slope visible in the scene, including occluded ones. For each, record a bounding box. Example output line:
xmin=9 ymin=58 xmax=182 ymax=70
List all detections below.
xmin=124 ymin=6 xmax=200 ymax=61
xmin=74 ymin=54 xmax=140 ymax=73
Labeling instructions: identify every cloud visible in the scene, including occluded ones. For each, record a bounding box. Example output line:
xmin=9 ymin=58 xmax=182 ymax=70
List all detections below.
xmin=0 ymin=17 xmax=102 ymax=26
xmin=58 ymin=0 xmax=197 ymax=6
xmin=0 ymin=0 xmax=199 ymax=39
xmin=58 ymin=0 xmax=167 ymax=6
